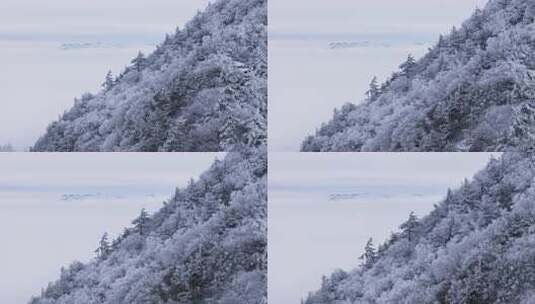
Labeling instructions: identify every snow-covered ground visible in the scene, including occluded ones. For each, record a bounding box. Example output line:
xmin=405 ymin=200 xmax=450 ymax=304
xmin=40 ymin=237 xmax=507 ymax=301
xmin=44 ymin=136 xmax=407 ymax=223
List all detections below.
xmin=268 ymin=153 xmax=500 ymax=304
xmin=0 ymin=153 xmax=222 ymax=303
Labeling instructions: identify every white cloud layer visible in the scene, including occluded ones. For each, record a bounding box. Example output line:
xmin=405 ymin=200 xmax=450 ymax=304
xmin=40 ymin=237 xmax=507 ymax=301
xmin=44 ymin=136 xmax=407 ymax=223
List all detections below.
xmin=0 ymin=0 xmax=211 ymax=39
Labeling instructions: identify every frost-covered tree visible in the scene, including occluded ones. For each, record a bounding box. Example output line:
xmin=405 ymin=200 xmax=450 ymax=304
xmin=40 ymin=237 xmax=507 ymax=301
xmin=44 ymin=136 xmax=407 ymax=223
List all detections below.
xmin=302 ymin=0 xmax=535 ymax=152
xmin=102 ymin=70 xmax=115 ymax=91
xmin=29 ymin=147 xmax=267 ymax=304
xmin=359 ymin=238 xmax=377 ymax=269
xmin=366 ymin=76 xmax=380 ymax=102
xmin=399 ymin=54 xmax=416 ymax=77
xmin=132 ymin=208 xmax=149 ymax=235
xmin=511 ymin=102 xmax=535 ymax=151
xmin=33 ymin=0 xmax=267 ymax=152
xmin=399 ymin=211 xmax=419 ymax=242
xmin=131 ymin=52 xmax=146 ymax=72
xmin=95 ymin=232 xmax=111 ymax=259
xmin=305 ymin=153 xmax=535 ymax=304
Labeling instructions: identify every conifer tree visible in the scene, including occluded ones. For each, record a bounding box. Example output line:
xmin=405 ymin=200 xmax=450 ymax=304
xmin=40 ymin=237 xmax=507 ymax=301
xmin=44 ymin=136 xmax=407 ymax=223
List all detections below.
xmin=102 ymin=70 xmax=115 ymax=91
xmin=132 ymin=208 xmax=150 ymax=235
xmin=366 ymin=76 xmax=381 ymax=102
xmin=399 ymin=54 xmax=416 ymax=76
xmin=400 ymin=212 xmax=419 ymax=242
xmin=511 ymin=102 xmax=535 ymax=151
xmin=359 ymin=238 xmax=377 ymax=269
xmin=95 ymin=232 xmax=111 ymax=259
xmin=131 ymin=52 xmax=146 ymax=72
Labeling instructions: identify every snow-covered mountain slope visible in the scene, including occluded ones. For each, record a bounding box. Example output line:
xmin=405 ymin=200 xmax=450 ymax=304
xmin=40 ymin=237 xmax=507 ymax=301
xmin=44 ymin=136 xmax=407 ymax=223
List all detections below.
xmin=305 ymin=153 xmax=535 ymax=303
xmin=302 ymin=0 xmax=535 ymax=152
xmin=33 ymin=0 xmax=266 ymax=152
xmin=29 ymin=148 xmax=267 ymax=304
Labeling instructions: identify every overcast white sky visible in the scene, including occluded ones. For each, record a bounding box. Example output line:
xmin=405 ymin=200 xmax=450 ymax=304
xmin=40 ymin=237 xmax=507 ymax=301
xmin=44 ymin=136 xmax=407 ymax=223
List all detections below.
xmin=270 ymin=0 xmax=489 ymax=36
xmin=0 ymin=0 xmax=211 ymax=41
xmin=0 ymin=152 xmax=222 ymax=304
xmin=269 ymin=152 xmax=501 ymax=304
xmin=269 ymin=152 xmax=501 ymax=195
xmin=0 ymin=152 xmax=224 ymax=190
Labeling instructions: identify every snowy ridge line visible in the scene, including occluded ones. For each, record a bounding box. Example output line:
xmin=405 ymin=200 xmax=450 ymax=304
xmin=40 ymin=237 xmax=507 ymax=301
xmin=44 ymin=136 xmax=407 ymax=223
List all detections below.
xmin=33 ymin=0 xmax=267 ymax=152
xmin=30 ymin=147 xmax=267 ymax=304
xmin=302 ymin=0 xmax=535 ymax=152
xmin=306 ymin=153 xmax=535 ymax=303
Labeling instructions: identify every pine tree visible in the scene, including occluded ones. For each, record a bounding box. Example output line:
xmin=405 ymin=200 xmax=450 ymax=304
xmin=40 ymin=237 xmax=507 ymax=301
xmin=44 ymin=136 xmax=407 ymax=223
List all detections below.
xmin=437 ymin=34 xmax=445 ymax=47
xmin=399 ymin=54 xmax=416 ymax=76
xmin=164 ymin=33 xmax=172 ymax=45
xmin=511 ymin=102 xmax=535 ymax=151
xmin=102 ymin=70 xmax=115 ymax=91
xmin=162 ymin=118 xmax=188 ymax=151
xmin=131 ymin=51 xmax=146 ymax=72
xmin=366 ymin=76 xmax=381 ymax=102
xmin=95 ymin=232 xmax=111 ymax=259
xmin=400 ymin=212 xmax=419 ymax=242
xmin=444 ymin=216 xmax=456 ymax=245
xmin=142 ymin=95 xmax=170 ymax=151
xmin=218 ymin=62 xmax=263 ymax=149
xmin=359 ymin=238 xmax=377 ymax=269
xmin=132 ymin=208 xmax=150 ymax=235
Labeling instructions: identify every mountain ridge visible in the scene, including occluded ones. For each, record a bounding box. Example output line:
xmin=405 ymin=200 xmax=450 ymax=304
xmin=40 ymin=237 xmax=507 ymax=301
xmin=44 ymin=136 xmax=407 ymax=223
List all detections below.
xmin=29 ymin=147 xmax=267 ymax=304
xmin=302 ymin=0 xmax=535 ymax=152
xmin=33 ymin=0 xmax=267 ymax=152
xmin=305 ymin=152 xmax=535 ymax=303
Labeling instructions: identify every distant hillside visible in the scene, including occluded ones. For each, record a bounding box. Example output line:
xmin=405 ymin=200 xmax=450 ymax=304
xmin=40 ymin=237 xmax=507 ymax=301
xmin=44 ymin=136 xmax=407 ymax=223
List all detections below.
xmin=30 ymin=147 xmax=267 ymax=303
xmin=305 ymin=153 xmax=535 ymax=303
xmin=33 ymin=0 xmax=266 ymax=152
xmin=303 ymin=0 xmax=535 ymax=151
